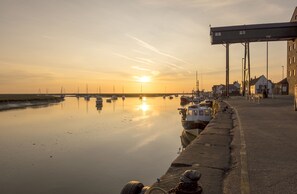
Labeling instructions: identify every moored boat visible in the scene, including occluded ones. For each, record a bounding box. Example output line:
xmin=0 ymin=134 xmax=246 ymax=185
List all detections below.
xmin=178 ymin=104 xmax=212 ymax=130
xmin=111 ymin=95 xmax=118 ymax=100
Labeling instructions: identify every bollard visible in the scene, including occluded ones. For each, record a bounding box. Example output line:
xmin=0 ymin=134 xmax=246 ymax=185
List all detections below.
xmin=168 ymin=170 xmax=203 ymax=194
xmin=121 ymin=170 xmax=203 ymax=194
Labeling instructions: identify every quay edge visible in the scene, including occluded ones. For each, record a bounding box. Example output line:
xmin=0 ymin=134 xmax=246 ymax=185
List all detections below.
xmin=151 ymin=101 xmax=234 ymax=194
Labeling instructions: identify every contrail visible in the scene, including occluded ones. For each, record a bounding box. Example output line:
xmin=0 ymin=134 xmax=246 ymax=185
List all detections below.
xmin=127 ymin=34 xmax=192 ymax=66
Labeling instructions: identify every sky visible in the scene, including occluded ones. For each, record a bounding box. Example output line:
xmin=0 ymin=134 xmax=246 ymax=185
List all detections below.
xmin=0 ymin=0 xmax=296 ymax=93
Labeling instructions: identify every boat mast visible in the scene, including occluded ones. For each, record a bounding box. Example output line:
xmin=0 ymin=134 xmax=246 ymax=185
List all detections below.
xmin=196 ymin=71 xmax=200 ymax=96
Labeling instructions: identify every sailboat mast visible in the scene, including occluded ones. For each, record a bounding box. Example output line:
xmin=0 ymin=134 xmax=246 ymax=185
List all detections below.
xmin=196 ymin=71 xmax=199 ymax=95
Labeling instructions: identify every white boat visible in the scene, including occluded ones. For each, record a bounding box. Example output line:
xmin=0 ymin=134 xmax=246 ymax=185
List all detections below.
xmin=178 ymin=104 xmax=212 ymax=130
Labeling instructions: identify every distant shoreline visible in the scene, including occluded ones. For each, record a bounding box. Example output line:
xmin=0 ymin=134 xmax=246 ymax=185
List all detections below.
xmin=0 ymin=94 xmax=64 ymax=111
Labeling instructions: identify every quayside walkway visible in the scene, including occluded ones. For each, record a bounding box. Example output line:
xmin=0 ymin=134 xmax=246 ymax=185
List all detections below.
xmin=225 ymin=95 xmax=297 ymax=194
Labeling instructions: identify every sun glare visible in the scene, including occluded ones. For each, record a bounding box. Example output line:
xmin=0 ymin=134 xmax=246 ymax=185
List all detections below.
xmin=138 ymin=76 xmax=151 ymax=83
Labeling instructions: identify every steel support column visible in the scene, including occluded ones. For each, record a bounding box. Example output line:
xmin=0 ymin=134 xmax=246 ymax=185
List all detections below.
xmin=226 ymin=44 xmax=229 ymax=97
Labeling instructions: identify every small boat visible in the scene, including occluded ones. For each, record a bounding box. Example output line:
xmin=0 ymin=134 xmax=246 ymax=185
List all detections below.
xmin=178 ymin=104 xmax=212 ymax=130
xmin=175 ymin=94 xmax=178 ymax=97
xmin=139 ymin=95 xmax=143 ymax=100
xmin=111 ymin=95 xmax=118 ymax=100
xmin=122 ymin=96 xmax=126 ymax=100
xmin=180 ymin=95 xmax=191 ymax=104
xmin=84 ymin=95 xmax=90 ymax=101
xmin=106 ymin=99 xmax=112 ymax=103
xmin=192 ymin=96 xmax=201 ymax=104
xmin=163 ymin=95 xmax=166 ymax=99
xmin=169 ymin=96 xmax=174 ymax=99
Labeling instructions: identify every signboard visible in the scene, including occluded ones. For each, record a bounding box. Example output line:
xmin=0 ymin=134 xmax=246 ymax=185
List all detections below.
xmin=295 ymin=84 xmax=297 ymax=111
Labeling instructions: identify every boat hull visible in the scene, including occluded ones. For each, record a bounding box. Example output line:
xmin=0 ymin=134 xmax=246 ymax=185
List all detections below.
xmin=181 ymin=120 xmax=208 ymax=130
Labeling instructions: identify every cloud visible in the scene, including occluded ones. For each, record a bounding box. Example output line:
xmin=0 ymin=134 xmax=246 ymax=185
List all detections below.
xmin=127 ymin=34 xmax=192 ymax=66
xmin=140 ymin=0 xmax=246 ymax=8
xmin=113 ymin=53 xmax=151 ymax=65
xmin=131 ymin=66 xmax=160 ymax=76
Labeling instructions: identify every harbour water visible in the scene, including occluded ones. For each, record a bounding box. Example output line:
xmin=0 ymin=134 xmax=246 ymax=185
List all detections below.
xmin=0 ymin=97 xmax=183 ymax=194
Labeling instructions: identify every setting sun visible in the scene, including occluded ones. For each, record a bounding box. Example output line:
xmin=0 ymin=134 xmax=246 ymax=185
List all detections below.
xmin=138 ymin=76 xmax=151 ymax=83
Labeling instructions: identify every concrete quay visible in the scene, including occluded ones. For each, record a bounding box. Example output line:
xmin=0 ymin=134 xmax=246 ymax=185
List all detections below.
xmin=224 ymin=95 xmax=297 ymax=194
xmin=152 ymin=101 xmax=234 ymax=193
xmin=152 ymin=95 xmax=297 ymax=194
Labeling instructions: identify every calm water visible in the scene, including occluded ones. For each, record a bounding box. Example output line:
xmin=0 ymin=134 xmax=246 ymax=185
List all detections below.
xmin=0 ymin=97 xmax=183 ymax=194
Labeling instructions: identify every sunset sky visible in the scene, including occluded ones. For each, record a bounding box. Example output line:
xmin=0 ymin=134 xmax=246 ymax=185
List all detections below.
xmin=0 ymin=0 xmax=296 ymax=93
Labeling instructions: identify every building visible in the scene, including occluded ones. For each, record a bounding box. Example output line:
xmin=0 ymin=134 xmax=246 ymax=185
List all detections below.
xmin=212 ymin=81 xmax=240 ymax=96
xmin=250 ymin=75 xmax=273 ymax=95
xmin=287 ymin=7 xmax=297 ymax=95
xmin=274 ymin=78 xmax=289 ymax=95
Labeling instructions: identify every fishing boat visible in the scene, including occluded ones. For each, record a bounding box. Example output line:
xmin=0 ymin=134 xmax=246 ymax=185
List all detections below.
xmin=178 ymin=104 xmax=212 ymax=130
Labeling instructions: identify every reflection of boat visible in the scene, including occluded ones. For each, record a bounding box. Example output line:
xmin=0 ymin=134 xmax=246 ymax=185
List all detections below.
xmin=180 ymin=129 xmax=201 ymax=148
xmin=106 ymin=99 xmax=112 ymax=103
xmin=178 ymin=104 xmax=212 ymax=130
xmin=96 ymin=96 xmax=103 ymax=105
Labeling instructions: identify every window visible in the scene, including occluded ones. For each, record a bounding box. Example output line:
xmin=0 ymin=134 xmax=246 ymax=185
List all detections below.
xmin=294 ymin=70 xmax=296 ymax=76
xmin=289 ymin=45 xmax=291 ymax=51
xmin=294 ymin=57 xmax=296 ymax=63
xmin=294 ymin=43 xmax=296 ymax=50
xmin=289 ymin=57 xmax=292 ymax=64
xmin=215 ymin=32 xmax=221 ymax=37
xmin=239 ymin=30 xmax=246 ymax=35
xmin=289 ymin=70 xmax=292 ymax=76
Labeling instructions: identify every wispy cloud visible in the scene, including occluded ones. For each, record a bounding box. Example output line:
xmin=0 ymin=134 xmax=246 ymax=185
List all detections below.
xmin=140 ymin=0 xmax=246 ymax=8
xmin=127 ymin=35 xmax=192 ymax=66
xmin=113 ymin=53 xmax=151 ymax=65
xmin=131 ymin=66 xmax=160 ymax=76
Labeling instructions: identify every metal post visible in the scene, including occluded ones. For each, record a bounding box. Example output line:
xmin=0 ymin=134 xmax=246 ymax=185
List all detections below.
xmin=266 ymin=41 xmax=269 ymax=96
xmin=242 ymin=58 xmax=244 ymax=96
xmin=243 ymin=43 xmax=247 ymax=97
xmin=226 ymin=43 xmax=229 ymax=97
xmin=248 ymin=42 xmax=251 ymax=95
